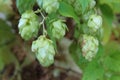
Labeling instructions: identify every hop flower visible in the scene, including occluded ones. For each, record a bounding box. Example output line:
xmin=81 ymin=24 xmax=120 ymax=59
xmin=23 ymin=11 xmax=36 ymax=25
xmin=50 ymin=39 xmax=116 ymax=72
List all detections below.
xmin=89 ymin=0 xmax=96 ymax=9
xmin=31 ymin=35 xmax=55 ymax=67
xmin=18 ymin=10 xmax=39 ymax=40
xmin=81 ymin=34 xmax=99 ymax=61
xmin=51 ymin=20 xmax=67 ymax=39
xmin=42 ymin=0 xmax=59 ymax=14
xmin=82 ymin=10 xmax=95 ymax=21
xmin=73 ymin=0 xmax=82 ymax=15
xmin=88 ymin=14 xmax=102 ymax=32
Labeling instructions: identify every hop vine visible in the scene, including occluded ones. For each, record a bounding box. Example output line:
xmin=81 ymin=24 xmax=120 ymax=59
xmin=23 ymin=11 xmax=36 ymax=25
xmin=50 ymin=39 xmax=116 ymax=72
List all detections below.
xmin=17 ymin=0 xmax=102 ymax=66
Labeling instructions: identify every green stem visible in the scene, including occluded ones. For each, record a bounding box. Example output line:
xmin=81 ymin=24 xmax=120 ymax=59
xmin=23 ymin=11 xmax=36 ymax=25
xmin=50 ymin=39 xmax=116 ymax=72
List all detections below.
xmin=34 ymin=9 xmax=42 ymax=13
xmin=35 ymin=9 xmax=47 ymax=36
xmin=39 ymin=12 xmax=47 ymax=36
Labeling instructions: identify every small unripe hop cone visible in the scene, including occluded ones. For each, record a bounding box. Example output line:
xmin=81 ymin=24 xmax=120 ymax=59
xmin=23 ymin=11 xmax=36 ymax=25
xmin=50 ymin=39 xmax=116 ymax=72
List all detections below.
xmin=89 ymin=0 xmax=96 ymax=9
xmin=42 ymin=0 xmax=59 ymax=14
xmin=51 ymin=20 xmax=67 ymax=39
xmin=81 ymin=35 xmax=99 ymax=61
xmin=31 ymin=35 xmax=55 ymax=67
xmin=73 ymin=0 xmax=82 ymax=15
xmin=73 ymin=0 xmax=96 ymax=15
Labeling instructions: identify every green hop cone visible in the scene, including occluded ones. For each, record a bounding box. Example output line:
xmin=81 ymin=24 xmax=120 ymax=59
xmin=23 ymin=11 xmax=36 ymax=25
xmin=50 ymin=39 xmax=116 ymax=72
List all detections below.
xmin=73 ymin=0 xmax=82 ymax=15
xmin=89 ymin=0 xmax=96 ymax=9
xmin=81 ymin=34 xmax=99 ymax=61
xmin=51 ymin=20 xmax=67 ymax=39
xmin=82 ymin=10 xmax=95 ymax=21
xmin=18 ymin=10 xmax=39 ymax=40
xmin=31 ymin=35 xmax=55 ymax=67
xmin=87 ymin=14 xmax=102 ymax=32
xmin=42 ymin=0 xmax=59 ymax=14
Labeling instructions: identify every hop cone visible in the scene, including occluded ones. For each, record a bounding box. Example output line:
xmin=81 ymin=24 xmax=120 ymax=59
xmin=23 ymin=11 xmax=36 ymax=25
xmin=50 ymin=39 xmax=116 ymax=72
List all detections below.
xmin=51 ymin=20 xmax=67 ymax=39
xmin=31 ymin=35 xmax=55 ymax=67
xmin=81 ymin=34 xmax=99 ymax=61
xmin=89 ymin=0 xmax=96 ymax=9
xmin=73 ymin=0 xmax=82 ymax=15
xmin=88 ymin=14 xmax=102 ymax=32
xmin=43 ymin=0 xmax=59 ymax=14
xmin=18 ymin=10 xmax=39 ymax=40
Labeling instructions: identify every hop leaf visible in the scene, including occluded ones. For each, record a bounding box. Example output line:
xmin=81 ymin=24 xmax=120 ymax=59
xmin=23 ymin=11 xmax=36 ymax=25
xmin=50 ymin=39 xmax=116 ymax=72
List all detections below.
xmin=42 ymin=0 xmax=59 ymax=14
xmin=18 ymin=10 xmax=39 ymax=40
xmin=88 ymin=14 xmax=102 ymax=32
xmin=65 ymin=0 xmax=75 ymax=5
xmin=31 ymin=35 xmax=55 ymax=67
xmin=51 ymin=20 xmax=67 ymax=39
xmin=81 ymin=34 xmax=99 ymax=61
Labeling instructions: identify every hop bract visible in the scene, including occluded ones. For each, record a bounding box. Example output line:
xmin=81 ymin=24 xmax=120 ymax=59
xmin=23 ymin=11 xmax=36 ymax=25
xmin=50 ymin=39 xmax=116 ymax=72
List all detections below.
xmin=81 ymin=34 xmax=99 ymax=61
xmin=31 ymin=35 xmax=55 ymax=67
xmin=51 ymin=20 xmax=67 ymax=39
xmin=43 ymin=0 xmax=59 ymax=14
xmin=18 ymin=10 xmax=39 ymax=40
xmin=88 ymin=14 xmax=102 ymax=32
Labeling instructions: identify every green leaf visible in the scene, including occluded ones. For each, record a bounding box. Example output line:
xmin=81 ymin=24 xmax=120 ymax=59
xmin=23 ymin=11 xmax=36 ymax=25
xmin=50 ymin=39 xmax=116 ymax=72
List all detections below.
xmin=69 ymin=41 xmax=88 ymax=70
xmin=0 ymin=56 xmax=4 ymax=71
xmin=0 ymin=46 xmax=18 ymax=71
xmin=100 ymin=4 xmax=114 ymax=44
xmin=110 ymin=75 xmax=120 ymax=80
xmin=0 ymin=19 xmax=15 ymax=46
xmin=95 ymin=43 xmax=104 ymax=59
xmin=58 ymin=2 xmax=79 ymax=23
xmin=100 ymin=0 xmax=120 ymax=3
xmin=103 ymin=41 xmax=120 ymax=72
xmin=16 ymin=0 xmax=36 ymax=14
xmin=82 ymin=61 xmax=104 ymax=80
xmin=46 ymin=13 xmax=58 ymax=50
xmin=99 ymin=0 xmax=120 ymax=13
xmin=104 ymin=56 xmax=120 ymax=72
xmin=111 ymin=3 xmax=120 ymax=13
